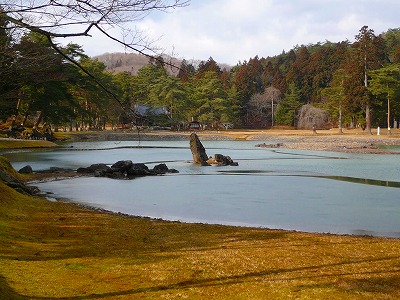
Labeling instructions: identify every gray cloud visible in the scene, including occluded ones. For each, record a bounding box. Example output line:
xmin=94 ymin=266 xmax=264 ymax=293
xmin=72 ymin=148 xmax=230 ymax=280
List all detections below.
xmin=69 ymin=0 xmax=400 ymax=65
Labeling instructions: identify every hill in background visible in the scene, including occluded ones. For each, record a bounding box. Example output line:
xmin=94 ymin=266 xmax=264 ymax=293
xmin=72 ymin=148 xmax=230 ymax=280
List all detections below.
xmin=93 ymin=52 xmax=232 ymax=75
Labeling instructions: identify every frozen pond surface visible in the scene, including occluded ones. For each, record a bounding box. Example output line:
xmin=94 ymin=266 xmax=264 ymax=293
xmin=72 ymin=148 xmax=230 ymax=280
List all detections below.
xmin=4 ymin=140 xmax=400 ymax=238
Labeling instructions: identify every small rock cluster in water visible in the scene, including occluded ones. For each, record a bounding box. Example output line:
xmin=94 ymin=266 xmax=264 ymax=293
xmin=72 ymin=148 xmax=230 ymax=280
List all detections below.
xmin=190 ymin=133 xmax=238 ymax=166
xmin=255 ymin=143 xmax=284 ymax=148
xmin=206 ymin=154 xmax=239 ymax=166
xmin=77 ymin=160 xmax=178 ymax=179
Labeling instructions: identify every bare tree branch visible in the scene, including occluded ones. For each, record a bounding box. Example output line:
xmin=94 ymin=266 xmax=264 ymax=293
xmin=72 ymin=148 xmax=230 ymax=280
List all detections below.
xmin=1 ymin=0 xmax=189 ymax=125
xmin=47 ymin=37 xmax=125 ymax=106
xmin=2 ymin=13 xmax=95 ymax=37
xmin=1 ymin=1 xmax=189 ymax=55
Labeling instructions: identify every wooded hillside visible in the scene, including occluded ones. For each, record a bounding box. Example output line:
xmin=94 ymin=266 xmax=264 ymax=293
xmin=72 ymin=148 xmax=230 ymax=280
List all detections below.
xmin=93 ymin=52 xmax=231 ymax=77
xmin=1 ymin=17 xmax=400 ymax=136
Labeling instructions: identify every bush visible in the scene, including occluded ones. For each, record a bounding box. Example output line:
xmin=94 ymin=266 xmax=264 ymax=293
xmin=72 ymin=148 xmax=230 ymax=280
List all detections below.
xmin=297 ymin=104 xmax=330 ymax=130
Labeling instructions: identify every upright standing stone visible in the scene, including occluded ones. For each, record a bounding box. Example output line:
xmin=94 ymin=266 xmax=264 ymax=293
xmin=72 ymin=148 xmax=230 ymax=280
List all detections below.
xmin=189 ymin=133 xmax=210 ymax=166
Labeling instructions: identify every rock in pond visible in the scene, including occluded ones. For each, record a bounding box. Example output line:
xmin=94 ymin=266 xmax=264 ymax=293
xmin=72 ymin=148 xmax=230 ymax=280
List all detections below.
xmin=77 ymin=163 xmax=111 ymax=174
xmin=189 ymin=133 xmax=210 ymax=166
xmin=19 ymin=165 xmax=33 ymax=174
xmin=111 ymin=160 xmax=133 ymax=173
xmin=152 ymin=163 xmax=179 ymax=174
xmin=77 ymin=161 xmax=179 ymax=179
xmin=207 ymin=154 xmax=239 ymax=166
xmin=127 ymin=163 xmax=151 ymax=176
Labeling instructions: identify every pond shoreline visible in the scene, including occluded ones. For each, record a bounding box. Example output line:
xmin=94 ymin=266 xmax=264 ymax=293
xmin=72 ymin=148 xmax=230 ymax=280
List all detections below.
xmin=52 ymin=128 xmax=400 ymax=154
xmin=3 ymin=128 xmax=400 ymax=154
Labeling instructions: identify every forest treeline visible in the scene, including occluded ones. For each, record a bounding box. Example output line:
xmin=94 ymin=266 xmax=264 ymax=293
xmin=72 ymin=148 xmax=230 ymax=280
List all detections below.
xmin=1 ymin=21 xmax=400 ymax=135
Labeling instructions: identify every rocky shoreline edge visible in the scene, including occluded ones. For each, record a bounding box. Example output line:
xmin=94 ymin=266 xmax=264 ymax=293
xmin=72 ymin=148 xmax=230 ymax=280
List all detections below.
xmin=2 ymin=130 xmax=400 ymax=201
xmin=60 ymin=130 xmax=400 ymax=154
xmin=254 ymin=137 xmax=400 ymax=154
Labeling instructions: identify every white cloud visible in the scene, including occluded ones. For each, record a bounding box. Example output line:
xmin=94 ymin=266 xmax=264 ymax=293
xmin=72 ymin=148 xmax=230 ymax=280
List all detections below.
xmin=64 ymin=0 xmax=400 ymax=65
xmin=337 ymin=14 xmax=363 ymax=34
xmin=219 ymin=0 xmax=273 ymax=20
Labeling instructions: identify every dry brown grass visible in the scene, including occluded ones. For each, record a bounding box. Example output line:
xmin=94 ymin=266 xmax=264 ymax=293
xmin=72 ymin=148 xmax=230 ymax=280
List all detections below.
xmin=0 ymin=139 xmax=57 ymax=149
xmin=0 ymin=179 xmax=400 ymax=299
xmin=52 ymin=127 xmax=400 ymax=142
xmin=211 ymin=127 xmax=400 ymax=139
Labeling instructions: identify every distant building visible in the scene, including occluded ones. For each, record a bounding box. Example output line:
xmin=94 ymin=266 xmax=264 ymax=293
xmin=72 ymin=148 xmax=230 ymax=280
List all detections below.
xmin=134 ymin=104 xmax=169 ymax=116
xmin=188 ymin=121 xmax=202 ymax=131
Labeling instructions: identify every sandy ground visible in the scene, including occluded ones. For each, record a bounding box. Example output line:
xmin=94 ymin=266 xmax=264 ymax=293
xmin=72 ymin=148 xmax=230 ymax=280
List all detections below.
xmin=225 ymin=128 xmax=400 ymax=153
xmin=58 ymin=127 xmax=400 ymax=154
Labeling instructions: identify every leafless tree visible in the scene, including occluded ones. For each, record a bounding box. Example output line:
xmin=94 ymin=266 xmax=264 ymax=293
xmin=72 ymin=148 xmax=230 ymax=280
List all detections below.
xmin=248 ymin=86 xmax=281 ymax=128
xmin=297 ymin=104 xmax=329 ymax=130
xmin=1 ymin=0 xmax=189 ymax=117
xmin=1 ymin=1 xmax=188 ymax=45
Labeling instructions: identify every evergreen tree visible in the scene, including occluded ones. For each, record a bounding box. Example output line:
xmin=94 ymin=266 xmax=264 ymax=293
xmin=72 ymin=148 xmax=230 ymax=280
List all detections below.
xmin=320 ymin=69 xmax=348 ymax=133
xmin=286 ymin=46 xmax=311 ymax=102
xmin=10 ymin=33 xmax=80 ymax=128
xmin=193 ymin=71 xmax=227 ymax=128
xmin=177 ymin=59 xmax=195 ymax=82
xmin=0 ymin=10 xmax=17 ymax=120
xmin=195 ymin=57 xmax=221 ymax=79
xmin=232 ymin=56 xmax=264 ymax=124
xmin=369 ymin=64 xmax=400 ymax=134
xmin=351 ymin=26 xmax=387 ymax=133
xmin=275 ymin=83 xmax=302 ymax=126
xmin=150 ymin=75 xmax=189 ymax=125
xmin=132 ymin=64 xmax=166 ymax=104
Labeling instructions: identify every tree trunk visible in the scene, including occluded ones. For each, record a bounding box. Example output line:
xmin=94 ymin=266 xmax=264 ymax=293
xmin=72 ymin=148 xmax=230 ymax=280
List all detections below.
xmin=387 ymin=92 xmax=391 ymax=135
xmin=365 ymin=104 xmax=372 ymax=135
xmin=16 ymin=98 xmax=22 ymax=116
xmin=34 ymin=111 xmax=43 ymax=129
xmin=22 ymin=98 xmax=34 ymax=127
xmin=338 ymin=106 xmax=343 ymax=134
xmin=364 ymin=50 xmax=372 ymax=135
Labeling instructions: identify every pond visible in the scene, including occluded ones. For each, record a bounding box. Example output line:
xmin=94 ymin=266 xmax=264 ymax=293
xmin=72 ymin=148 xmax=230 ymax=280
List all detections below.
xmin=3 ymin=140 xmax=400 ymax=238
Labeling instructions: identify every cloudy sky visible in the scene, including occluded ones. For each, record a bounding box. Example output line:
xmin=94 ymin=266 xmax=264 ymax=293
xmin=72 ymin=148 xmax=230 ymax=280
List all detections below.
xmin=72 ymin=0 xmax=400 ymax=65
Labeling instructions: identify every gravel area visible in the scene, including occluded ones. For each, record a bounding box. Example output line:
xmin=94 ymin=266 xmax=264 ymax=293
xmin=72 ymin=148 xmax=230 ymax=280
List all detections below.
xmin=251 ymin=135 xmax=400 ymax=154
xmin=59 ymin=130 xmax=400 ymax=154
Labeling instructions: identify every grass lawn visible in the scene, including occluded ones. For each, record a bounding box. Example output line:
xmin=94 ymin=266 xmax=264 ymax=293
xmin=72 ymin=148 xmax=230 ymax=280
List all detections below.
xmin=0 ymin=181 xmax=400 ymax=299
xmin=0 ymin=139 xmax=57 ymax=149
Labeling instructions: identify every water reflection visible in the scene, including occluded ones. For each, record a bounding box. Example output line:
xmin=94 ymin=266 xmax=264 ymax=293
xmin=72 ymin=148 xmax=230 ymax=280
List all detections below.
xmin=318 ymin=175 xmax=400 ymax=188
xmin=35 ymin=173 xmax=400 ymax=238
xmin=217 ymin=170 xmax=400 ymax=188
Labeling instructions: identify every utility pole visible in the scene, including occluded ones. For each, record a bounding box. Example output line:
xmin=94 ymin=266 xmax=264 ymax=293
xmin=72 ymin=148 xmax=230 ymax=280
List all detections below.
xmin=271 ymin=98 xmax=274 ymax=127
xmin=387 ymin=83 xmax=391 ymax=135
